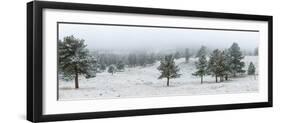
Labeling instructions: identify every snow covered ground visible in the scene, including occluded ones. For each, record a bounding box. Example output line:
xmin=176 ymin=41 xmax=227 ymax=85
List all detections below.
xmin=58 ymin=56 xmax=258 ymax=100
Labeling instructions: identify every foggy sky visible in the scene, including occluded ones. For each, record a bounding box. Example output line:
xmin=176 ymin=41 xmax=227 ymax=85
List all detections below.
xmin=58 ymin=23 xmax=259 ymax=51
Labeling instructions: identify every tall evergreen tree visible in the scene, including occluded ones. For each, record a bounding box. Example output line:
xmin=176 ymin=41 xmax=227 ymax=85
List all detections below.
xmin=229 ymin=43 xmax=245 ymax=77
xmin=196 ymin=46 xmax=207 ymax=58
xmin=221 ymin=50 xmax=232 ymax=80
xmin=185 ymin=48 xmax=191 ymax=63
xmin=208 ymin=49 xmax=222 ymax=82
xmin=58 ymin=35 xmax=97 ymax=89
xmin=157 ymin=55 xmax=181 ymax=86
xmin=217 ymin=50 xmax=228 ymax=82
xmin=208 ymin=49 xmax=232 ymax=82
xmin=248 ymin=62 xmax=256 ymax=75
xmin=193 ymin=53 xmax=208 ymax=84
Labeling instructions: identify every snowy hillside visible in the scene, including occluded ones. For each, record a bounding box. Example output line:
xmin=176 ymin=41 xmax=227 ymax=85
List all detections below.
xmin=59 ymin=56 xmax=258 ymax=100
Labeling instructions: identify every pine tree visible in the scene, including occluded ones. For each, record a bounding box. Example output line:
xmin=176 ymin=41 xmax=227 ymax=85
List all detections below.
xmin=97 ymin=54 xmax=107 ymax=66
xmin=174 ymin=51 xmax=181 ymax=59
xmin=221 ymin=50 xmax=231 ymax=80
xmin=138 ymin=53 xmax=147 ymax=66
xmin=157 ymin=55 xmax=181 ymax=86
xmin=217 ymin=50 xmax=228 ymax=82
xmin=196 ymin=46 xmax=207 ymax=58
xmin=147 ymin=53 xmax=156 ymax=64
xmin=108 ymin=65 xmax=116 ymax=75
xmin=248 ymin=62 xmax=256 ymax=75
xmin=58 ymin=35 xmax=97 ymax=89
xmin=128 ymin=53 xmax=137 ymax=67
xmin=116 ymin=61 xmax=125 ymax=71
xmin=100 ymin=63 xmax=106 ymax=71
xmin=229 ymin=42 xmax=245 ymax=77
xmin=254 ymin=47 xmax=259 ymax=56
xmin=208 ymin=49 xmax=222 ymax=82
xmin=85 ymin=56 xmax=98 ymax=79
xmin=185 ymin=48 xmax=191 ymax=63
xmin=193 ymin=53 xmax=208 ymax=84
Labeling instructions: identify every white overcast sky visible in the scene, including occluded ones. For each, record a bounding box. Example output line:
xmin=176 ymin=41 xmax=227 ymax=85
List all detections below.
xmin=58 ymin=23 xmax=259 ymax=51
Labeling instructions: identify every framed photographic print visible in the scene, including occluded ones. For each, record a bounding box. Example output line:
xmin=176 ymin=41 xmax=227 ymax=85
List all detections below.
xmin=27 ymin=1 xmax=273 ymax=122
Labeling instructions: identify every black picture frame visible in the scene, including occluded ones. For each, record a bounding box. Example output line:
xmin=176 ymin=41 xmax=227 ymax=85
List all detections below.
xmin=27 ymin=1 xmax=273 ymax=122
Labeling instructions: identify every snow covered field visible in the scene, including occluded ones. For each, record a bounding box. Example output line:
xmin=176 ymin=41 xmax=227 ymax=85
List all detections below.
xmin=58 ymin=56 xmax=258 ymax=100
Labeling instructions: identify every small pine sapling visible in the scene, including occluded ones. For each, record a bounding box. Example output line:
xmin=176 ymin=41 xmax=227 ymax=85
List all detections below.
xmin=108 ymin=65 xmax=116 ymax=75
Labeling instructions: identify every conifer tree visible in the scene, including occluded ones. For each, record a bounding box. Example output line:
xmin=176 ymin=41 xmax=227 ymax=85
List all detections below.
xmin=254 ymin=47 xmax=259 ymax=56
xmin=147 ymin=53 xmax=156 ymax=64
xmin=229 ymin=43 xmax=245 ymax=77
xmin=99 ymin=63 xmax=106 ymax=71
xmin=116 ymin=61 xmax=125 ymax=71
xmin=196 ymin=46 xmax=207 ymax=58
xmin=157 ymin=55 xmax=181 ymax=86
xmin=138 ymin=53 xmax=147 ymax=66
xmin=128 ymin=53 xmax=137 ymax=67
xmin=185 ymin=48 xmax=191 ymax=63
xmin=174 ymin=51 xmax=181 ymax=59
xmin=58 ymin=35 xmax=97 ymax=89
xmin=85 ymin=56 xmax=98 ymax=79
xmin=221 ymin=50 xmax=232 ymax=80
xmin=248 ymin=62 xmax=256 ymax=75
xmin=108 ymin=65 xmax=116 ymax=75
xmin=217 ymin=50 xmax=228 ymax=82
xmin=193 ymin=47 xmax=208 ymax=84
xmin=208 ymin=49 xmax=222 ymax=82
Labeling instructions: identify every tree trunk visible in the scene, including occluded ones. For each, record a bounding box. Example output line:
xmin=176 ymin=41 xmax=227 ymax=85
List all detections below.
xmin=201 ymin=76 xmax=203 ymax=84
xmin=225 ymin=75 xmax=228 ymax=80
xmin=74 ymin=66 xmax=79 ymax=89
xmin=167 ymin=77 xmax=170 ymax=87
xmin=215 ymin=75 xmax=218 ymax=83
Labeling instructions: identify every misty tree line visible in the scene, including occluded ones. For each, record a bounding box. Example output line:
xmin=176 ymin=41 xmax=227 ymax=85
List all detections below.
xmin=92 ymin=48 xmax=195 ymax=73
xmin=58 ymin=35 xmax=257 ymax=88
xmin=93 ymin=51 xmax=158 ymax=69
